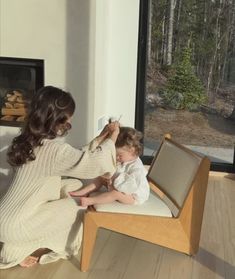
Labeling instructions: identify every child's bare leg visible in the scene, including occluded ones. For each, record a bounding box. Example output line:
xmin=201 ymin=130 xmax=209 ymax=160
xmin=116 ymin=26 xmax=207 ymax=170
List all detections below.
xmin=80 ymin=190 xmax=135 ymax=207
xmin=69 ymin=183 xmax=97 ymax=197
xmin=69 ymin=178 xmax=102 ymax=197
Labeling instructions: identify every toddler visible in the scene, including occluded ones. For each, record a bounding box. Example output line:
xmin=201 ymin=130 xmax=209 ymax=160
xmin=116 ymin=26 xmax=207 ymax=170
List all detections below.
xmin=70 ymin=127 xmax=150 ymax=206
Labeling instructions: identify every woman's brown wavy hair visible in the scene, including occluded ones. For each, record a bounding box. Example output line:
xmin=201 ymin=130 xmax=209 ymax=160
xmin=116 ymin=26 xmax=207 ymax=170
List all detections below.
xmin=7 ymin=86 xmax=75 ymax=166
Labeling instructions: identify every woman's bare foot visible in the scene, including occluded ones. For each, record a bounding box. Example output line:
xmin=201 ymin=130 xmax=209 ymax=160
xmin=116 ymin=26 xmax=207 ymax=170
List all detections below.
xmin=19 ymin=256 xmax=39 ymax=267
xmin=19 ymin=248 xmax=51 ymax=268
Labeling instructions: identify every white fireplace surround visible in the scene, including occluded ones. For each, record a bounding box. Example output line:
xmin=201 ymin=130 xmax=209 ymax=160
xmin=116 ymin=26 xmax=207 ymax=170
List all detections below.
xmin=0 ymin=0 xmax=140 ymax=190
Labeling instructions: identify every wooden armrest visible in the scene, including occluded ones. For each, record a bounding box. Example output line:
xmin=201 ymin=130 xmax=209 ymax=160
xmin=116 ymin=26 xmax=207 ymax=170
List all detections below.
xmin=149 ymin=181 xmax=164 ymax=198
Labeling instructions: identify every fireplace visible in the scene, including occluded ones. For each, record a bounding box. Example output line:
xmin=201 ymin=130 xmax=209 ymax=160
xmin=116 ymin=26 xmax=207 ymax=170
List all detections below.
xmin=0 ymin=57 xmax=44 ymax=127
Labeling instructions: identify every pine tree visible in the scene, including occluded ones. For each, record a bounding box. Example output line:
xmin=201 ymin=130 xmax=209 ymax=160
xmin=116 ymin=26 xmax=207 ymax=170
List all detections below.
xmin=164 ymin=47 xmax=206 ymax=110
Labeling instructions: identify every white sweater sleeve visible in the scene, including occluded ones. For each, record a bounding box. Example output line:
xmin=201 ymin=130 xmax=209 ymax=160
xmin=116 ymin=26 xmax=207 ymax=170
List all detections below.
xmin=53 ymin=139 xmax=116 ymax=179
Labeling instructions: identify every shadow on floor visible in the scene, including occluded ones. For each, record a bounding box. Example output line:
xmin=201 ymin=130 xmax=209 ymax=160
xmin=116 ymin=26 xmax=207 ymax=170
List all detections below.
xmin=196 ymin=248 xmax=235 ymax=278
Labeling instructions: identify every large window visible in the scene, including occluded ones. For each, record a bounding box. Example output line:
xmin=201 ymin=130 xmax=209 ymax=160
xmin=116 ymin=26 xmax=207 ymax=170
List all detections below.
xmin=136 ymin=0 xmax=235 ymax=172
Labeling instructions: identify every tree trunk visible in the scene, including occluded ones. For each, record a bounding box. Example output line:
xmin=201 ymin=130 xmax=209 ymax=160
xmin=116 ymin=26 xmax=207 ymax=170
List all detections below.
xmin=162 ymin=14 xmax=167 ymax=65
xmin=147 ymin=0 xmax=152 ymax=66
xmin=166 ymin=0 xmax=176 ymax=65
xmin=174 ymin=0 xmax=181 ymax=54
xmin=207 ymin=0 xmax=223 ymax=102
xmin=227 ymin=0 xmax=235 ymax=82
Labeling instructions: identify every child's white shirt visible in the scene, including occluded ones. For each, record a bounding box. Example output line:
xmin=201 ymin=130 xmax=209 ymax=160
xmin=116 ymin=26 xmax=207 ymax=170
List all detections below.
xmin=113 ymin=157 xmax=150 ymax=204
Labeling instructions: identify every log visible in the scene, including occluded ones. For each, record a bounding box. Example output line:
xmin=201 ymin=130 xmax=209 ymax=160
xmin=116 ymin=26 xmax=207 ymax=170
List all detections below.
xmin=16 ymin=116 xmax=25 ymax=122
xmin=1 ymin=115 xmax=15 ymax=121
xmin=1 ymin=107 xmax=26 ymax=116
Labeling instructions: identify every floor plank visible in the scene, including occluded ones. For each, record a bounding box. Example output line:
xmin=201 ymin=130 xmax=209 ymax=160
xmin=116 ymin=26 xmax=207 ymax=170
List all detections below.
xmin=192 ymin=178 xmax=226 ymax=279
xmin=122 ymin=239 xmax=164 ymax=279
xmin=89 ymin=231 xmax=136 ymax=277
xmin=156 ymin=249 xmax=193 ymax=279
xmin=220 ymin=176 xmax=235 ymax=279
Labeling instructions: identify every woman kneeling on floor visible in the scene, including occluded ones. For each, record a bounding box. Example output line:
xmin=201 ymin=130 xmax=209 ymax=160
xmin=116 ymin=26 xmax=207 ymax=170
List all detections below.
xmin=0 ymin=86 xmax=119 ymax=268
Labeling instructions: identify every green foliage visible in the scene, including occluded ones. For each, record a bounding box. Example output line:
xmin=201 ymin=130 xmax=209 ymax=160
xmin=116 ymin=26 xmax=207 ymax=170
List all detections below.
xmin=163 ymin=48 xmax=206 ymax=110
xmin=151 ymin=0 xmax=235 ymax=92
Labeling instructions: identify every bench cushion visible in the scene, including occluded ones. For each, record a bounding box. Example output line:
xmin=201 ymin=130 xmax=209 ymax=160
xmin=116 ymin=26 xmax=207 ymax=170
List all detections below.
xmin=94 ymin=190 xmax=172 ymax=217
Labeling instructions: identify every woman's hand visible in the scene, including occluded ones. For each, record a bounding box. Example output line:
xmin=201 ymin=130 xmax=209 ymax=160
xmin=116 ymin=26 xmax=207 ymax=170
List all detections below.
xmin=96 ymin=121 xmax=120 ymax=144
xmin=108 ymin=121 xmax=120 ymax=143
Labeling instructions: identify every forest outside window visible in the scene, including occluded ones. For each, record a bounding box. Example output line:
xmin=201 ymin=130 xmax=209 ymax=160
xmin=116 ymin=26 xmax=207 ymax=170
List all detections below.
xmin=136 ymin=0 xmax=235 ymax=172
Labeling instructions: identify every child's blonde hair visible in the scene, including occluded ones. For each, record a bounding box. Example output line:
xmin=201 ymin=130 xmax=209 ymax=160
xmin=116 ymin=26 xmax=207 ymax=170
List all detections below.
xmin=115 ymin=127 xmax=143 ymax=156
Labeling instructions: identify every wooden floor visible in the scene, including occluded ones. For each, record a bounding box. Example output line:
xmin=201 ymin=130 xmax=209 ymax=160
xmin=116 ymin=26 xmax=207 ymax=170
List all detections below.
xmin=0 ymin=173 xmax=234 ymax=279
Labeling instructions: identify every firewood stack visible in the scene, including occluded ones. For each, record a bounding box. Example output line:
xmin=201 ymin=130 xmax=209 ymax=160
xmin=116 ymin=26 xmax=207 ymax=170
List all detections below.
xmin=1 ymin=90 xmax=27 ymax=122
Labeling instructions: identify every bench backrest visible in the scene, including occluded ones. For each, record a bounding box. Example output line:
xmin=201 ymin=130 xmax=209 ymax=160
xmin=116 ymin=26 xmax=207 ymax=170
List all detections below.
xmin=147 ymin=138 xmax=202 ymax=216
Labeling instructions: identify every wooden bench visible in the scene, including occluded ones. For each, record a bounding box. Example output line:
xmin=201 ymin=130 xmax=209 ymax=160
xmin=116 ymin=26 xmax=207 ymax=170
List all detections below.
xmin=80 ymin=137 xmax=211 ymax=271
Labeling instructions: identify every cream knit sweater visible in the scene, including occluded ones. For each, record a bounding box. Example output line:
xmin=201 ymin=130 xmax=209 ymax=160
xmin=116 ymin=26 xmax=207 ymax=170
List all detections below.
xmin=0 ymin=138 xmax=116 ymax=268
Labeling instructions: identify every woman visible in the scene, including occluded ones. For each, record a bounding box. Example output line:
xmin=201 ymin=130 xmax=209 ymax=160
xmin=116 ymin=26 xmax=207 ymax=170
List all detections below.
xmin=0 ymin=86 xmax=119 ymax=268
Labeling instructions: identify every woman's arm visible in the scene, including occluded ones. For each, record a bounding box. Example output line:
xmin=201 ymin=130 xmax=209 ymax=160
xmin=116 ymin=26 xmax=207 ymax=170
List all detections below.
xmin=53 ymin=139 xmax=117 ymax=179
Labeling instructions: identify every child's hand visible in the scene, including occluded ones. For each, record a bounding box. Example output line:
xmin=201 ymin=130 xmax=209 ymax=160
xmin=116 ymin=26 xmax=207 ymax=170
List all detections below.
xmin=100 ymin=172 xmax=111 ymax=183
xmin=100 ymin=173 xmax=115 ymax=190
xmin=107 ymin=183 xmax=115 ymax=192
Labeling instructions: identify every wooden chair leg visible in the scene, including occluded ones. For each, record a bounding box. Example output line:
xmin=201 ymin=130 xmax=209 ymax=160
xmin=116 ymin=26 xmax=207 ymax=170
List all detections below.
xmin=80 ymin=213 xmax=98 ymax=272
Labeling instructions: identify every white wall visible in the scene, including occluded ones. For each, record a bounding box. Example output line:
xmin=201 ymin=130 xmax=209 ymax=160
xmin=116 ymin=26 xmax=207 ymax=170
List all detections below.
xmin=93 ymin=0 xmax=140 ymax=134
xmin=0 ymin=0 xmax=67 ymax=85
xmin=105 ymin=1 xmax=139 ymax=127
xmin=0 ymin=0 xmax=140 ymax=189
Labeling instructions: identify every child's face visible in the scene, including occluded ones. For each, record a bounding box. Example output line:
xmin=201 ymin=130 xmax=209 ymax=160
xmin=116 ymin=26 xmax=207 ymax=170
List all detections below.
xmin=116 ymin=146 xmax=136 ymax=163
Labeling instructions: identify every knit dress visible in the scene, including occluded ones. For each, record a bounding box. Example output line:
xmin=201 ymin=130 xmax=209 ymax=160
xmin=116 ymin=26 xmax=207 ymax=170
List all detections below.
xmin=0 ymin=138 xmax=116 ymax=268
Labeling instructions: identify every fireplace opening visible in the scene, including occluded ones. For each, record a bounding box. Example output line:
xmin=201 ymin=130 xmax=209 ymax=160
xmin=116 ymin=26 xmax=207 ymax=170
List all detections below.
xmin=0 ymin=57 xmax=44 ymax=127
